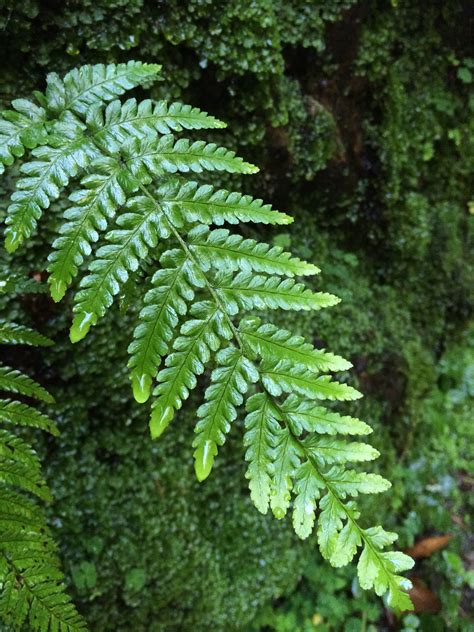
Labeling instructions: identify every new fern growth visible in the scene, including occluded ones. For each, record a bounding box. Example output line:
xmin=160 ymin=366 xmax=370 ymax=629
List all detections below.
xmin=1 ymin=62 xmax=414 ymax=610
xmin=0 ymin=319 xmax=86 ymax=631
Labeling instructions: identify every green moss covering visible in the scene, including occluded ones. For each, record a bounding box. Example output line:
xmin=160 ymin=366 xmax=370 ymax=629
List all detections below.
xmin=0 ymin=0 xmax=472 ymax=629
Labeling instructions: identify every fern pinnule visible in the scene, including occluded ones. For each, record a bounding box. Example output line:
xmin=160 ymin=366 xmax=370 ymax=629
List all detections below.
xmin=193 ymin=346 xmax=258 ymax=481
xmin=155 ymin=180 xmax=294 ymax=226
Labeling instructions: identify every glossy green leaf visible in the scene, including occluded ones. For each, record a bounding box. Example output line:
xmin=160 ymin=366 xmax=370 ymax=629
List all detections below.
xmin=193 ymin=346 xmax=257 ymax=480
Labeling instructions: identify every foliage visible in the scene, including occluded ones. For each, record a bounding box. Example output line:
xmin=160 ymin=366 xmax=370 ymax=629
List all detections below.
xmin=6 ymin=302 xmax=302 ymax=631
xmin=0 ymin=0 xmax=472 ymax=630
xmin=0 ymin=60 xmax=415 ymax=614
xmin=0 ymin=319 xmax=85 ymax=631
xmin=250 ymin=325 xmax=474 ymax=631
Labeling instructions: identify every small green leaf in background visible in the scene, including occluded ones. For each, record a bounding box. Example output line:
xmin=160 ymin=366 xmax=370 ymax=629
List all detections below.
xmin=72 ymin=561 xmax=97 ymax=593
xmin=272 ymin=233 xmax=292 ymax=249
xmin=457 ymin=67 xmax=472 ymax=84
xmin=124 ymin=568 xmax=147 ymax=593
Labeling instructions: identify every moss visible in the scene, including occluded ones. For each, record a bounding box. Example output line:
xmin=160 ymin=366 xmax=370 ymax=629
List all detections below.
xmin=0 ymin=0 xmax=472 ymax=629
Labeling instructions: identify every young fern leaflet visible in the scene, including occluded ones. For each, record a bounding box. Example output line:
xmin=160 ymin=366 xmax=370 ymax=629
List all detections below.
xmin=1 ymin=61 xmax=414 ymax=611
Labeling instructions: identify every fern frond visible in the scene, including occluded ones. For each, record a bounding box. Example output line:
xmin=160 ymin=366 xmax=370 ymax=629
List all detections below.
xmin=155 ymin=180 xmax=293 ymax=226
xmin=280 ymin=395 xmax=372 ymax=436
xmin=92 ymin=98 xmax=226 ymax=152
xmin=215 ymin=272 xmax=339 ymax=313
xmin=47 ymin=157 xmax=139 ymax=301
xmin=0 ymin=99 xmax=47 ymax=174
xmin=41 ymin=61 xmax=161 ymax=116
xmin=128 ymin=251 xmax=198 ymax=403
xmin=150 ymin=303 xmax=232 ymax=439
xmin=189 ymin=226 xmax=319 ymax=277
xmin=0 ymin=322 xmax=53 ymax=347
xmin=5 ymin=127 xmax=97 ymax=253
xmin=193 ymin=346 xmax=258 ymax=481
xmin=243 ymin=392 xmax=279 ymax=514
xmin=240 ymin=318 xmax=352 ymax=373
xmin=0 ymin=400 xmax=58 ymax=435
xmin=0 ymin=365 xmax=54 ymax=403
xmin=123 ymin=133 xmax=258 ymax=182
xmin=1 ymin=61 xmax=414 ymax=610
xmin=261 ymin=360 xmax=362 ymax=401
xmin=0 ymin=318 xmax=86 ymax=630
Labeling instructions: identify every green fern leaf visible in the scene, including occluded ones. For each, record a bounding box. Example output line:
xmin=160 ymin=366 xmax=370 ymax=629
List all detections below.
xmin=47 ymin=157 xmax=139 ymax=301
xmin=5 ymin=125 xmax=97 ymax=252
xmin=193 ymin=346 xmax=258 ymax=481
xmin=123 ymin=133 xmax=258 ymax=183
xmin=155 ymin=180 xmax=293 ymax=226
xmin=0 ymin=365 xmax=54 ymax=403
xmin=1 ymin=61 xmax=414 ymax=610
xmin=280 ymin=395 xmax=371 ymax=436
xmin=0 ymin=319 xmax=86 ymax=630
xmin=243 ymin=392 xmax=279 ymax=514
xmin=0 ymin=99 xmax=47 ymax=174
xmin=91 ymin=98 xmax=226 ymax=152
xmin=47 ymin=61 xmax=161 ymax=116
xmin=292 ymin=459 xmax=324 ymax=539
xmin=189 ymin=226 xmax=319 ymax=277
xmin=0 ymin=400 xmax=58 ymax=435
xmin=262 ymin=360 xmax=362 ymax=401
xmin=150 ymin=303 xmax=231 ymax=439
xmin=215 ymin=272 xmax=339 ymax=313
xmin=240 ymin=318 xmax=352 ymax=373
xmin=128 ymin=251 xmax=198 ymax=403
xmin=270 ymin=425 xmax=301 ymax=520
xmin=0 ymin=322 xmax=53 ymax=347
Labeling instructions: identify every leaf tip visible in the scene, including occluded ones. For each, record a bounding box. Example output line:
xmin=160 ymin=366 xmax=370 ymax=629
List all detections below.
xmin=49 ymin=277 xmax=67 ymax=303
xmin=4 ymin=232 xmax=20 ymax=254
xmin=131 ymin=373 xmax=152 ymax=403
xmin=70 ymin=312 xmax=95 ymax=343
xmin=150 ymin=404 xmax=174 ymax=439
xmin=194 ymin=440 xmax=217 ymax=482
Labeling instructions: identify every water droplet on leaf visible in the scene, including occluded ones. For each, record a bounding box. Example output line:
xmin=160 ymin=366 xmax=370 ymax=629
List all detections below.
xmin=194 ymin=440 xmax=217 ymax=482
xmin=131 ymin=373 xmax=151 ymax=403
xmin=150 ymin=405 xmax=174 ymax=439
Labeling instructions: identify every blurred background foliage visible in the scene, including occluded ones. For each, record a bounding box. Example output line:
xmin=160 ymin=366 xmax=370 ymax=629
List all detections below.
xmin=0 ymin=0 xmax=472 ymax=630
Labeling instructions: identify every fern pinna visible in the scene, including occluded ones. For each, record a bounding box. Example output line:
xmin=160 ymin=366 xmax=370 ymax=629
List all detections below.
xmin=1 ymin=61 xmax=414 ymax=610
xmin=0 ymin=319 xmax=86 ymax=631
